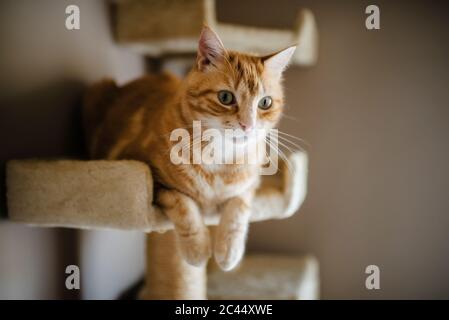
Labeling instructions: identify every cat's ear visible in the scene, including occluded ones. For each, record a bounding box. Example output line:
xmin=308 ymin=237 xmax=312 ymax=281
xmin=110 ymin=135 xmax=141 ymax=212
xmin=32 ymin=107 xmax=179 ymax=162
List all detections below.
xmin=262 ymin=45 xmax=296 ymax=78
xmin=197 ymin=26 xmax=225 ymax=71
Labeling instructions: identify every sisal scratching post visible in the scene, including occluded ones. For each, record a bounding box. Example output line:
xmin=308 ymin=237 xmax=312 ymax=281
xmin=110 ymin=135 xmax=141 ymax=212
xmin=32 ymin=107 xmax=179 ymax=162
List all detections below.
xmin=139 ymin=232 xmax=206 ymax=300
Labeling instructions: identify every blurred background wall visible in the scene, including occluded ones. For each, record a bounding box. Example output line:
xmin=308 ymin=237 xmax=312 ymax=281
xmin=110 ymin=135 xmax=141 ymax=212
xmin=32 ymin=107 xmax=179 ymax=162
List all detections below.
xmin=0 ymin=0 xmax=146 ymax=299
xmin=1 ymin=0 xmax=448 ymax=299
xmin=232 ymin=0 xmax=449 ymax=299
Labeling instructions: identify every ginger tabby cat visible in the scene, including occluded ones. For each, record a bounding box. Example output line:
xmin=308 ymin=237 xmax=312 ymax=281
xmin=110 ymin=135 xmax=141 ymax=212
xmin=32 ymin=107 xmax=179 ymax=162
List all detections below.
xmin=83 ymin=26 xmax=295 ymax=271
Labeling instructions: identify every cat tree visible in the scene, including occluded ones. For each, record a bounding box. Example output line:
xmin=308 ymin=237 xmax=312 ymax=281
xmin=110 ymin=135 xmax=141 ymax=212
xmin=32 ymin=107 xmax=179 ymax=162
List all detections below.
xmin=6 ymin=0 xmax=319 ymax=299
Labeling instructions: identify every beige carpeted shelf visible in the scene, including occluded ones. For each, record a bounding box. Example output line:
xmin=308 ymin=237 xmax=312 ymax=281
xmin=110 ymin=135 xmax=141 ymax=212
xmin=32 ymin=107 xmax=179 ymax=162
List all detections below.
xmin=115 ymin=0 xmax=318 ymax=66
xmin=208 ymin=254 xmax=319 ymax=300
xmin=6 ymin=152 xmax=308 ymax=232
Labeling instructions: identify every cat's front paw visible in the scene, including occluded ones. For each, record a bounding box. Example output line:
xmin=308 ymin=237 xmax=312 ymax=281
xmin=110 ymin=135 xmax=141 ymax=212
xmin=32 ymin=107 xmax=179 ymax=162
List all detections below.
xmin=157 ymin=189 xmax=212 ymax=267
xmin=177 ymin=226 xmax=212 ymax=267
xmin=214 ymin=225 xmax=247 ymax=271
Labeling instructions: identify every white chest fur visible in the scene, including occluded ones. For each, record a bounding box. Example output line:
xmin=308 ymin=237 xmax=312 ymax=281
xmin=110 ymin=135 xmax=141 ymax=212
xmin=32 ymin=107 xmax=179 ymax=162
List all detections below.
xmin=187 ymin=164 xmax=259 ymax=204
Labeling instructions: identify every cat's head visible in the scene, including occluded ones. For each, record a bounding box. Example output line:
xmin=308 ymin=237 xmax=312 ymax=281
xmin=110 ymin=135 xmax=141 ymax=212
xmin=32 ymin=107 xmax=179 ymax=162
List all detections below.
xmin=184 ymin=26 xmax=295 ymax=140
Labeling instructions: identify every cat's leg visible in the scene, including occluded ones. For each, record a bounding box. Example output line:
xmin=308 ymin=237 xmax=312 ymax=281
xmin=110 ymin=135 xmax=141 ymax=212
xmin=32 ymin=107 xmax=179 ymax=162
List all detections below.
xmin=157 ymin=189 xmax=211 ymax=266
xmin=214 ymin=192 xmax=253 ymax=271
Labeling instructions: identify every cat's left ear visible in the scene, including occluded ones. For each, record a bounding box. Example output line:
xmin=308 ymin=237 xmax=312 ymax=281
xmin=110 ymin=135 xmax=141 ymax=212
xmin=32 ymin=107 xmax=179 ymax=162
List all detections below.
xmin=197 ymin=26 xmax=226 ymax=71
xmin=262 ymin=46 xmax=296 ymax=78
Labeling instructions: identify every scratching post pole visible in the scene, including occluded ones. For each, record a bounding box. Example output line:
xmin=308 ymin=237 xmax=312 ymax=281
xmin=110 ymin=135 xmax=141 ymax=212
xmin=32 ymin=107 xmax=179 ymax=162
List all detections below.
xmin=140 ymin=231 xmax=206 ymax=300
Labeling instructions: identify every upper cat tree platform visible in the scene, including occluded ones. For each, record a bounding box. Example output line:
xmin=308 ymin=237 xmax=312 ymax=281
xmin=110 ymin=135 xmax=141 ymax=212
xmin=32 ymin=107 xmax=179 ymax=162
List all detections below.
xmin=115 ymin=0 xmax=318 ymax=66
xmin=6 ymin=152 xmax=307 ymax=232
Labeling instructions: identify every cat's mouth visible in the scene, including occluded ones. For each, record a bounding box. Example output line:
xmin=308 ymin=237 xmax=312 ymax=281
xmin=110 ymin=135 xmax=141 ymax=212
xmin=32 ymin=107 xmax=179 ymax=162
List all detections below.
xmin=201 ymin=125 xmax=263 ymax=145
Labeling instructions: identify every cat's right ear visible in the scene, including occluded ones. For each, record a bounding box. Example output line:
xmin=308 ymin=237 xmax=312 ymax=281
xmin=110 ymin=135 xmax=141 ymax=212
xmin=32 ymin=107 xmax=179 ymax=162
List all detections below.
xmin=197 ymin=26 xmax=225 ymax=71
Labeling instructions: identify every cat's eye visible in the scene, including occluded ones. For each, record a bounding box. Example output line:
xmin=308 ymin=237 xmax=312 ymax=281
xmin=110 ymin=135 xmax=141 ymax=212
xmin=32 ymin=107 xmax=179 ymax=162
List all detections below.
xmin=217 ymin=90 xmax=235 ymax=106
xmin=258 ymin=96 xmax=273 ymax=110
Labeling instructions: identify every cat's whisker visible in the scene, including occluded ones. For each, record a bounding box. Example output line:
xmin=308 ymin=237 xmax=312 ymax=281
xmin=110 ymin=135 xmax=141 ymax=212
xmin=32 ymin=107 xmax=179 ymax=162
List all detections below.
xmin=277 ymin=130 xmax=308 ymax=143
xmin=264 ymin=137 xmax=293 ymax=176
xmin=276 ymin=139 xmax=297 ymax=154
xmin=277 ymin=132 xmax=310 ymax=150
xmin=271 ymin=137 xmax=293 ymax=169
xmin=276 ymin=135 xmax=306 ymax=152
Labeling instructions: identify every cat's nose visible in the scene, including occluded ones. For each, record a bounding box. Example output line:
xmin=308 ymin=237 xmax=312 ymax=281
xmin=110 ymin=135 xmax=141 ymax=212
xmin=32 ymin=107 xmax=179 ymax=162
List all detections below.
xmin=239 ymin=121 xmax=253 ymax=132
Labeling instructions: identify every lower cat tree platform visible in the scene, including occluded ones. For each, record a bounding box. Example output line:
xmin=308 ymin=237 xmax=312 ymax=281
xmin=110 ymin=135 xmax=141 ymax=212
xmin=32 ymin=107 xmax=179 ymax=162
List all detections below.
xmin=208 ymin=254 xmax=319 ymax=300
xmin=6 ymin=151 xmax=318 ymax=299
